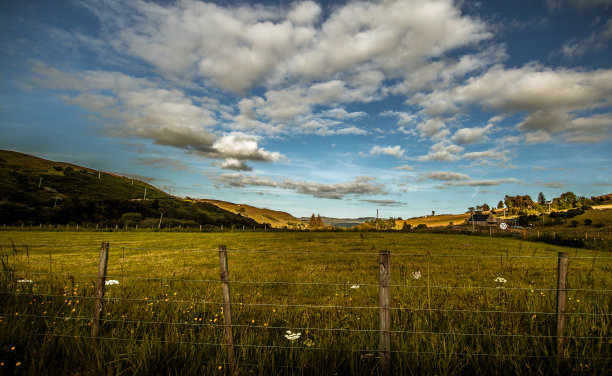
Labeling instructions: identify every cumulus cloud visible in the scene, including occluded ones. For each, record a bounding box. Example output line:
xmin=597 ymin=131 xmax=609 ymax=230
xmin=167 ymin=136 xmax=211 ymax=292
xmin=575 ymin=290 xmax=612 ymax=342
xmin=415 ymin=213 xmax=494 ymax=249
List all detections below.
xmin=421 ymin=171 xmax=471 ymax=181
xmin=216 ymin=158 xmax=253 ymax=171
xmin=452 ymin=124 xmax=494 ymax=145
xmin=417 ymin=141 xmax=464 ymax=162
xmin=370 ymin=145 xmax=405 ymax=158
xmin=217 ymin=174 xmax=387 ymax=200
xmin=463 ymin=149 xmax=511 ymax=165
xmin=208 ymin=133 xmax=284 ymax=162
xmin=78 ymin=0 xmax=490 ymax=95
xmin=413 ymin=64 xmax=612 ymax=143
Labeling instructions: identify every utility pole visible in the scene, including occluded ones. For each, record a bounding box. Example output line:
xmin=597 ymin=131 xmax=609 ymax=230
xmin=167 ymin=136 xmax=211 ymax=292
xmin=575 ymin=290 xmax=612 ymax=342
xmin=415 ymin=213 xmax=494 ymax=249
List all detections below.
xmin=471 ymin=208 xmax=475 ymax=231
xmin=143 ymin=187 xmax=147 ymax=200
xmin=39 ymin=177 xmax=43 ymax=188
xmin=158 ymin=212 xmax=163 ymax=229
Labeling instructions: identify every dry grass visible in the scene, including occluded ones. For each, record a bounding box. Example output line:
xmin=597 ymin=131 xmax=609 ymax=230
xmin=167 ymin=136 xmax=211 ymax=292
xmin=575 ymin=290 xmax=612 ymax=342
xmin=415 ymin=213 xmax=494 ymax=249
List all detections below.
xmin=396 ymin=213 xmax=471 ymax=228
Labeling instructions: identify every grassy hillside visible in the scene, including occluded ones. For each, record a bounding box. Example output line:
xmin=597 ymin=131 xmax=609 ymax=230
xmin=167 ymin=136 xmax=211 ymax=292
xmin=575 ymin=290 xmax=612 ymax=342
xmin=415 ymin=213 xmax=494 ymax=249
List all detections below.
xmin=0 ymin=150 xmax=259 ymax=228
xmin=199 ymin=199 xmax=304 ymax=228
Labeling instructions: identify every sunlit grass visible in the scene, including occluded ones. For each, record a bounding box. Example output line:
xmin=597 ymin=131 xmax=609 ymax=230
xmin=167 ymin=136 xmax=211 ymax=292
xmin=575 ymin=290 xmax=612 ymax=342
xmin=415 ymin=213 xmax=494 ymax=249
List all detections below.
xmin=0 ymin=231 xmax=610 ymax=375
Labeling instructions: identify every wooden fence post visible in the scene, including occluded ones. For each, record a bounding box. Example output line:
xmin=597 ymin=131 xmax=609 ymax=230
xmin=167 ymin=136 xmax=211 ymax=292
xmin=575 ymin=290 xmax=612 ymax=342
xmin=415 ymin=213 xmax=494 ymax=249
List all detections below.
xmin=379 ymin=250 xmax=391 ymax=374
xmin=218 ymin=245 xmax=235 ymax=371
xmin=556 ymin=252 xmax=569 ymax=362
xmin=92 ymin=242 xmax=109 ymax=340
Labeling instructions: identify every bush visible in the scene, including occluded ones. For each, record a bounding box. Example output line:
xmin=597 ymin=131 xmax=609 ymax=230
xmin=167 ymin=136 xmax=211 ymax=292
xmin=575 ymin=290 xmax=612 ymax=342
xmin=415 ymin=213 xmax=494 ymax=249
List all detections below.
xmin=584 ymin=219 xmax=592 ymax=226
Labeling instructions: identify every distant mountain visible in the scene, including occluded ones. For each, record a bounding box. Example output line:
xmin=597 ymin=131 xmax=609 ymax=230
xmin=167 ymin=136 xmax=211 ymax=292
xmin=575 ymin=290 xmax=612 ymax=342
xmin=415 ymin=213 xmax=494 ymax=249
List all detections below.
xmin=298 ymin=216 xmax=376 ymax=228
xmin=199 ymin=199 xmax=304 ymax=229
xmin=0 ymin=149 xmax=259 ymax=228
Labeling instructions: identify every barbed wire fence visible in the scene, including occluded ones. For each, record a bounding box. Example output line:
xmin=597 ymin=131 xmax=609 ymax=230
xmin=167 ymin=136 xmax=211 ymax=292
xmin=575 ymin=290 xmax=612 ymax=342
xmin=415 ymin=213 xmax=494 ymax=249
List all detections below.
xmin=1 ymin=242 xmax=611 ymax=374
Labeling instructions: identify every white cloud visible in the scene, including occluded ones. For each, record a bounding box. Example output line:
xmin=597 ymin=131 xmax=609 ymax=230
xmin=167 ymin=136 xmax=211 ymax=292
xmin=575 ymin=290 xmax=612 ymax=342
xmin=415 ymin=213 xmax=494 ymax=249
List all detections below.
xmin=444 ymin=178 xmax=521 ymax=187
xmin=561 ymin=19 xmax=612 ymax=58
xmin=417 ymin=141 xmax=464 ymax=162
xmin=413 ymin=64 xmax=612 ymax=143
xmin=79 ymin=0 xmax=490 ymax=95
xmin=210 ymin=133 xmax=285 ymax=162
xmin=452 ymin=124 xmax=494 ymax=145
xmin=370 ymin=145 xmax=405 ymax=158
xmin=217 ymin=158 xmax=253 ymax=171
xmin=218 ymin=174 xmax=387 ymax=200
xmin=393 ymin=165 xmax=414 ymax=171
xmin=421 ymin=171 xmax=471 ymax=181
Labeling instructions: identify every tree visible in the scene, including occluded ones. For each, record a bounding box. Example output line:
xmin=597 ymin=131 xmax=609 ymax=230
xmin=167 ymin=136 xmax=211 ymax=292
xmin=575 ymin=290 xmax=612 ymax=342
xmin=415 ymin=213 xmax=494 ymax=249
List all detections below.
xmin=482 ymin=203 xmax=490 ymax=212
xmin=497 ymin=201 xmax=504 ymax=209
xmin=431 ymin=211 xmax=435 ymax=216
xmin=537 ymin=192 xmax=546 ymax=205
xmin=307 ymin=213 xmax=323 ymax=228
xmin=557 ymin=192 xmax=577 ymax=209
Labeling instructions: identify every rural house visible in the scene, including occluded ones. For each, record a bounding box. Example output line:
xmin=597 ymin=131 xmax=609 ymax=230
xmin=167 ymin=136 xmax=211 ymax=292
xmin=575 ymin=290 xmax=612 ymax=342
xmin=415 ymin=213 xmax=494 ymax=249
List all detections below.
xmin=467 ymin=213 xmax=497 ymax=227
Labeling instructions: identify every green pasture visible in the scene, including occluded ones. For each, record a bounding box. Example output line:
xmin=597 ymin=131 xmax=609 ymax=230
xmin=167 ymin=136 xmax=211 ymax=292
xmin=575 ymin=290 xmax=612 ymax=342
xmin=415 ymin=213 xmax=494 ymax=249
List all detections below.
xmin=0 ymin=231 xmax=610 ymax=375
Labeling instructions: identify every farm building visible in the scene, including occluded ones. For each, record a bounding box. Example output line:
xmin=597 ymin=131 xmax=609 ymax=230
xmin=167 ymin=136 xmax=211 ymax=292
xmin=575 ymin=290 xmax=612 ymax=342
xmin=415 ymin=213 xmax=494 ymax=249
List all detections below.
xmin=467 ymin=213 xmax=497 ymax=227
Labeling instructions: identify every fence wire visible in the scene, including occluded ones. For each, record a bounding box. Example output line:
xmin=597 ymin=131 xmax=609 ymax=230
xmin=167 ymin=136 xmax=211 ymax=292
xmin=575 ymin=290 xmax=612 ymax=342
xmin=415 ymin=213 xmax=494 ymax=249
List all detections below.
xmin=10 ymin=313 xmax=607 ymax=340
xmin=3 ymin=291 xmax=610 ymax=317
xmin=27 ymin=333 xmax=612 ymax=360
xmin=3 ymin=270 xmax=611 ymax=293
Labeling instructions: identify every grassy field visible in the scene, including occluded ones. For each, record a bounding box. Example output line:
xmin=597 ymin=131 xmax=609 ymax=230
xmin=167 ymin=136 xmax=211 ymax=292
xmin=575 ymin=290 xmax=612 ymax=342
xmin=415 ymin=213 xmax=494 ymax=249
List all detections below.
xmin=0 ymin=230 xmax=610 ymax=375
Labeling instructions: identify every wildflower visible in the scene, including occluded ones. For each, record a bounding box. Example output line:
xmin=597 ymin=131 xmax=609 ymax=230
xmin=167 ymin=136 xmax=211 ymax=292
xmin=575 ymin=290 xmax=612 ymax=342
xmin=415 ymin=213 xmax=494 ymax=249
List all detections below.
xmin=15 ymin=362 xmax=21 ymax=367
xmin=218 ymin=366 xmax=222 ymax=370
xmin=251 ymin=319 xmax=255 ymax=324
xmin=105 ymin=280 xmax=119 ymax=286
xmin=284 ymin=330 xmax=301 ymax=341
xmin=412 ymin=271 xmax=422 ymax=280
xmin=10 ymin=347 xmax=15 ymax=351
xmin=17 ymin=279 xmax=33 ymax=283
xmin=350 ymin=285 xmax=360 ymax=289
xmin=494 ymin=277 xmax=507 ymax=284
xmin=303 ymin=338 xmax=315 ymax=347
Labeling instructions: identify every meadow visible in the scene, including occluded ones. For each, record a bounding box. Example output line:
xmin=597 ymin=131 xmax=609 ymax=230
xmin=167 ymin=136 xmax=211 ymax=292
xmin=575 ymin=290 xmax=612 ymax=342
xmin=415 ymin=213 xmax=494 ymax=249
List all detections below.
xmin=0 ymin=230 xmax=610 ymax=375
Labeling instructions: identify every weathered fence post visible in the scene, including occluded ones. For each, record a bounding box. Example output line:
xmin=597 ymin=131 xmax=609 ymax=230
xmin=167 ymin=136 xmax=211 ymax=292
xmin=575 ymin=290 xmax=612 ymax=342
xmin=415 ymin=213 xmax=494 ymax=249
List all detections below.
xmin=379 ymin=250 xmax=391 ymax=374
xmin=556 ymin=252 xmax=569 ymax=362
xmin=218 ymin=245 xmax=235 ymax=371
xmin=92 ymin=242 xmax=109 ymax=341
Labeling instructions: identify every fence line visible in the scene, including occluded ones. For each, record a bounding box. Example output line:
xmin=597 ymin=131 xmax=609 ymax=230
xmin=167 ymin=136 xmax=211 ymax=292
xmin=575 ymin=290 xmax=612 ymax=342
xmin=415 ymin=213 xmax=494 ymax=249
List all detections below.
xmin=27 ymin=333 xmax=612 ymax=360
xmin=3 ymin=243 xmax=612 ymax=259
xmin=12 ymin=313 xmax=608 ymax=340
xmin=3 ymin=241 xmax=611 ymax=373
xmin=4 ymin=270 xmax=611 ymax=293
xmin=3 ymin=291 xmax=610 ymax=316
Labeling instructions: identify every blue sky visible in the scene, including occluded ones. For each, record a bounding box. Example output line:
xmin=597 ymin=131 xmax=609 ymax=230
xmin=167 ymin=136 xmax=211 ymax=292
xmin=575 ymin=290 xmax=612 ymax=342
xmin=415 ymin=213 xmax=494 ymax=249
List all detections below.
xmin=1 ymin=0 xmax=611 ymax=218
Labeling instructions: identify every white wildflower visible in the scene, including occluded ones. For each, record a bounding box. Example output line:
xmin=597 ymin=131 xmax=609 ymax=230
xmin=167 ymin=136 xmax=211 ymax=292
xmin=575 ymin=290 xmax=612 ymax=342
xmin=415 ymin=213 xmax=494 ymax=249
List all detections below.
xmin=284 ymin=330 xmax=301 ymax=341
xmin=494 ymin=277 xmax=507 ymax=284
xmin=17 ymin=279 xmax=33 ymax=283
xmin=105 ymin=280 xmax=120 ymax=286
xmin=412 ymin=271 xmax=422 ymax=280
xmin=350 ymin=285 xmax=360 ymax=289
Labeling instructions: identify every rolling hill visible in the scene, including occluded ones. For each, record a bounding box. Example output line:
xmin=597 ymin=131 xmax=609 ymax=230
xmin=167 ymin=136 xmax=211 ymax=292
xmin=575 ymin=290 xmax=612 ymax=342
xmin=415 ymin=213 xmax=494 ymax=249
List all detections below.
xmin=0 ymin=149 xmax=259 ymax=228
xmin=199 ymin=199 xmax=304 ymax=229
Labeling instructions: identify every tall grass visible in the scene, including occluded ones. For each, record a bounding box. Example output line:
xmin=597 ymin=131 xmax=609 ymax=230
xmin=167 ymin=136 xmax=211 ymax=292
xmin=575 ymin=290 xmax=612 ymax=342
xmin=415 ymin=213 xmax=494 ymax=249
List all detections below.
xmin=0 ymin=231 xmax=610 ymax=375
